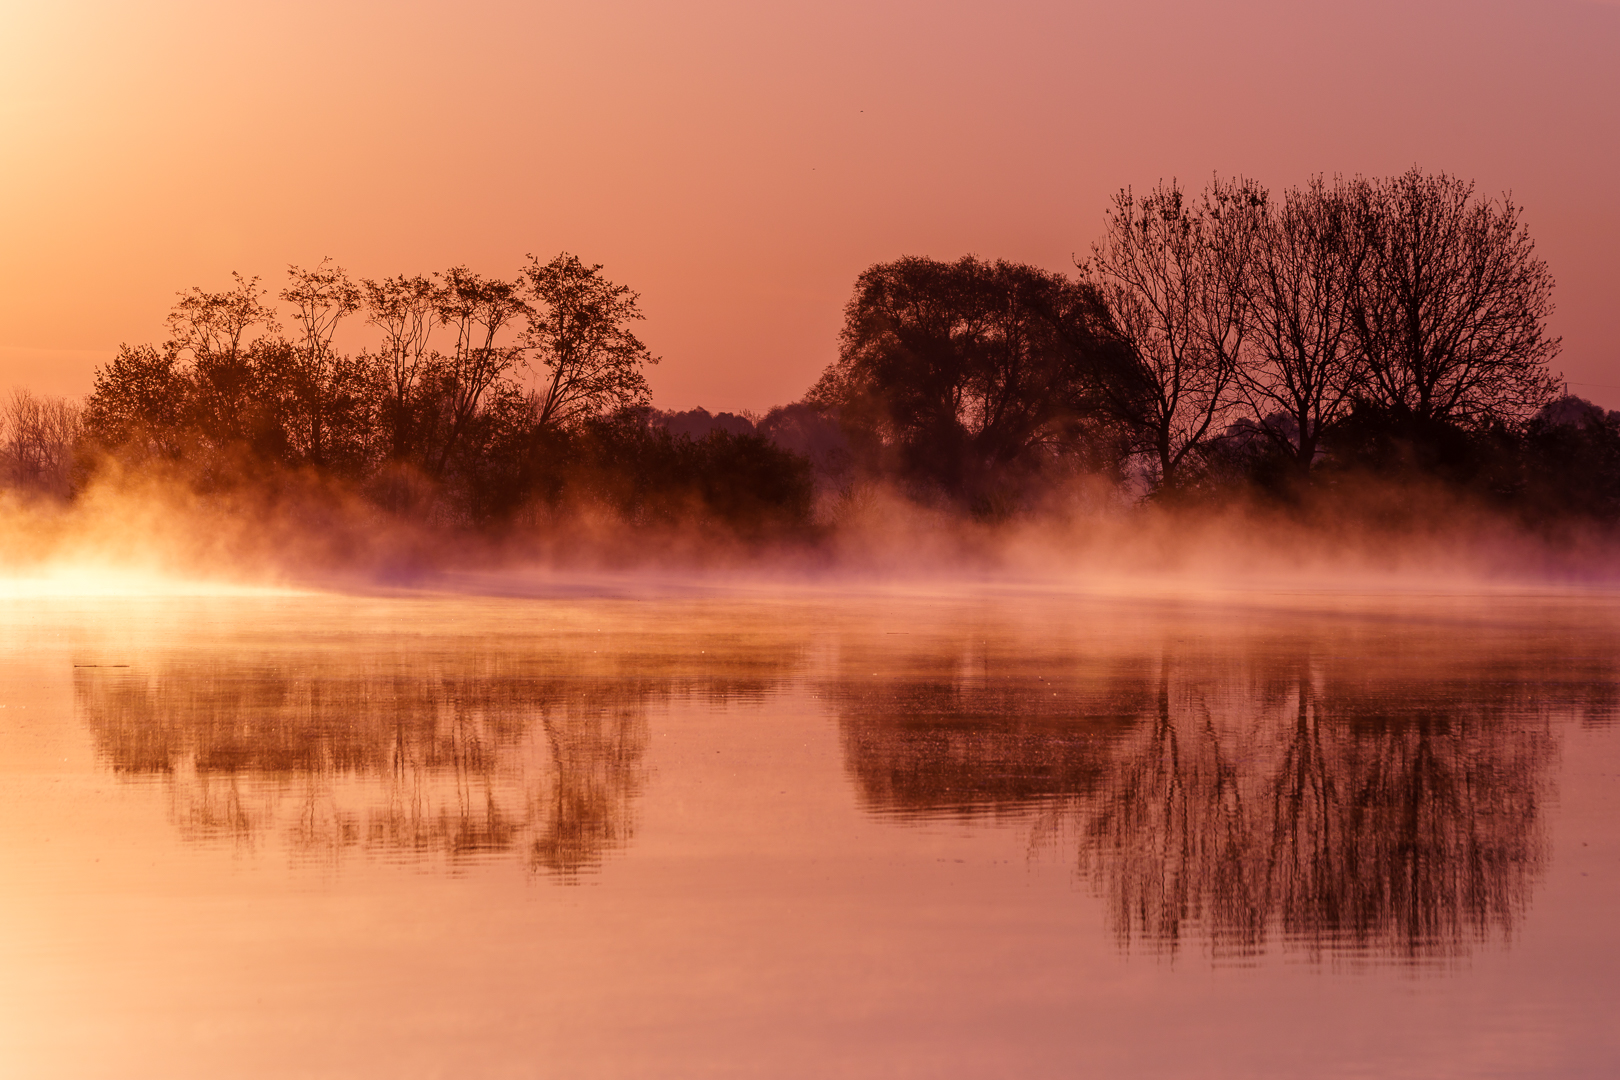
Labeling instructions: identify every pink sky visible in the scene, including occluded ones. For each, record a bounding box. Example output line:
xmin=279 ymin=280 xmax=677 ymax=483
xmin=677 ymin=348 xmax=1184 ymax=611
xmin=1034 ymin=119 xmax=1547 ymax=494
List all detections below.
xmin=2 ymin=0 xmax=1616 ymax=411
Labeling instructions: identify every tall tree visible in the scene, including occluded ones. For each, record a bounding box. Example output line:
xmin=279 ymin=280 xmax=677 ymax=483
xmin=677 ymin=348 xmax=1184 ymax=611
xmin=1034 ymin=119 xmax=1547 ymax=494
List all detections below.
xmin=1349 ymin=169 xmax=1561 ymax=428
xmin=432 ymin=267 xmax=526 ymax=474
xmin=520 ymin=253 xmax=657 ymax=433
xmin=362 ymin=273 xmax=439 ymax=462
xmin=279 ymin=261 xmax=370 ymax=471
xmin=1232 ymin=176 xmax=1368 ymax=476
xmin=1087 ymin=180 xmax=1253 ymax=490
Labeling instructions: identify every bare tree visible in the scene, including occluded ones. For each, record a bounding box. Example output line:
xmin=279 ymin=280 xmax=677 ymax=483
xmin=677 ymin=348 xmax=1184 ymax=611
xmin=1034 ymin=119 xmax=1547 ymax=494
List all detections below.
xmin=520 ymin=253 xmax=657 ymax=432
xmin=1232 ymin=176 xmax=1368 ymax=475
xmin=1087 ymin=180 xmax=1252 ymax=490
xmin=2 ymin=388 xmax=83 ymax=497
xmin=1349 ymin=169 xmax=1561 ymax=428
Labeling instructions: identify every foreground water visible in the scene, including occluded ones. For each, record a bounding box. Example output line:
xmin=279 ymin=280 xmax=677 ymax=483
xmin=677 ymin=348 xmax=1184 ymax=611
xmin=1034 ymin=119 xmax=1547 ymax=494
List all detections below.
xmin=1 ymin=583 xmax=1617 ymax=1078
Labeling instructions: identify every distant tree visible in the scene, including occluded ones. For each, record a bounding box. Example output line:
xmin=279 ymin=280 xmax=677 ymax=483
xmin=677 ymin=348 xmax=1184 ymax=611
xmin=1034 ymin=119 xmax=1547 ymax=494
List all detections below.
xmin=1231 ymin=176 xmax=1368 ymax=478
xmin=82 ymin=342 xmax=190 ymax=460
xmin=1348 ymin=169 xmax=1561 ymax=428
xmin=1516 ymin=396 xmax=1620 ymax=524
xmin=361 ymin=273 xmax=439 ymax=462
xmin=1 ymin=389 xmax=83 ymax=497
xmin=431 ymin=266 xmax=527 ymax=475
xmin=1086 ymin=180 xmax=1254 ymax=491
xmin=520 ymin=253 xmax=658 ymax=433
xmin=655 ymin=408 xmax=757 ymax=441
xmin=279 ymin=261 xmax=371 ymax=473
xmin=559 ymin=411 xmax=813 ymax=533
xmin=756 ymin=402 xmax=851 ymax=485
xmin=809 ymin=255 xmax=1128 ymax=505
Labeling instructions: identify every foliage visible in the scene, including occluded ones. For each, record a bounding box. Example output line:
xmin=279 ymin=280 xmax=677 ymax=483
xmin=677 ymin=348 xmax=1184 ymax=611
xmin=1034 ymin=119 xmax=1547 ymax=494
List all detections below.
xmin=809 ymin=255 xmax=1132 ymax=505
xmin=74 ymin=255 xmax=808 ymax=537
xmin=522 ymin=253 xmax=657 ymax=432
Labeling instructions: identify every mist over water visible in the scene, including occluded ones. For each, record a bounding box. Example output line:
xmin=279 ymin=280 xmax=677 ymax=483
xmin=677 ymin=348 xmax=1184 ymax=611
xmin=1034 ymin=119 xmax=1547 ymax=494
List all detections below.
xmin=5 ymin=462 xmax=1619 ymax=602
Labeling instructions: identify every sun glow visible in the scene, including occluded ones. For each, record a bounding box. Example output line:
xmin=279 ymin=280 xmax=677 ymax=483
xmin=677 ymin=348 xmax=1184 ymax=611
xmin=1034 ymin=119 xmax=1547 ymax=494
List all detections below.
xmin=0 ymin=564 xmax=305 ymax=599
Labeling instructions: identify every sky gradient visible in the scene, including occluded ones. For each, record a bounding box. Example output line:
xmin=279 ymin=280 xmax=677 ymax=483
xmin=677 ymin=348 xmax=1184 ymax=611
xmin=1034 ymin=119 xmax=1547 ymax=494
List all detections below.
xmin=2 ymin=0 xmax=1617 ymax=411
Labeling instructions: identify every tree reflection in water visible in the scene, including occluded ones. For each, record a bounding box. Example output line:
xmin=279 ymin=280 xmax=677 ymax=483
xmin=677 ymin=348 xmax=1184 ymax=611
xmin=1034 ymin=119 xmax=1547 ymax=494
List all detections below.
xmin=833 ymin=632 xmax=1607 ymax=963
xmin=69 ymin=599 xmax=1616 ymax=959
xmin=75 ymin=657 xmax=663 ymax=879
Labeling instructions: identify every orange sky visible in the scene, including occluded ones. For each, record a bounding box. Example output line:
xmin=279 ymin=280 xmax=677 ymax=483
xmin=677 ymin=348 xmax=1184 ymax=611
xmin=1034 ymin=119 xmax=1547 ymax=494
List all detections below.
xmin=2 ymin=0 xmax=1617 ymax=412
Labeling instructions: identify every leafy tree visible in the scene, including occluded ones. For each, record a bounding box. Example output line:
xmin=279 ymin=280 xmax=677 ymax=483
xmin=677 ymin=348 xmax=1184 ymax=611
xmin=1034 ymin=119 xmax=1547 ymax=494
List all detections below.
xmin=521 ymin=253 xmax=657 ymax=432
xmin=82 ymin=342 xmax=190 ymax=461
xmin=165 ymin=271 xmax=281 ymax=363
xmin=431 ymin=266 xmax=526 ymax=475
xmin=361 ymin=273 xmax=439 ymax=462
xmin=166 ymin=273 xmax=286 ymax=460
xmin=279 ymin=261 xmax=371 ymax=473
xmin=809 ymin=255 xmax=1127 ymax=504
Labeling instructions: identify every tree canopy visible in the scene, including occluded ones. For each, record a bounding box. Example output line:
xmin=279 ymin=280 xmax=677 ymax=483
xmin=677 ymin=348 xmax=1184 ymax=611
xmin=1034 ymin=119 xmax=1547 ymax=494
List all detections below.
xmin=808 ymin=255 xmax=1132 ymax=504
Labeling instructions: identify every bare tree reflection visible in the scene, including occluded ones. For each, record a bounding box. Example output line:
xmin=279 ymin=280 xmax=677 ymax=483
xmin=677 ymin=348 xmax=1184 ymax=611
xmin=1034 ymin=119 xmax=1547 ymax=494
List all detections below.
xmin=1075 ymin=656 xmax=1559 ymax=962
xmin=833 ymin=634 xmax=1589 ymax=963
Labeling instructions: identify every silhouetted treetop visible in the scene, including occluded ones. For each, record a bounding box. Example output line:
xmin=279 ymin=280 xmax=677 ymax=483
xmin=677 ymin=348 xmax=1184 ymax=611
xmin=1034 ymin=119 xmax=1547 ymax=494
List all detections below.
xmin=1086 ymin=179 xmax=1256 ymax=489
xmin=809 ymin=255 xmax=1132 ymax=504
xmin=1349 ymin=169 xmax=1561 ymax=428
xmin=521 ymin=252 xmax=657 ymax=432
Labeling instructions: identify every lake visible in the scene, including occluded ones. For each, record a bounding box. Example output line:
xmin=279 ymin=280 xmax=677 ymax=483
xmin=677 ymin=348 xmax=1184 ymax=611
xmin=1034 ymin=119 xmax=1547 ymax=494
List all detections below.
xmin=2 ymin=582 xmax=1617 ymax=1077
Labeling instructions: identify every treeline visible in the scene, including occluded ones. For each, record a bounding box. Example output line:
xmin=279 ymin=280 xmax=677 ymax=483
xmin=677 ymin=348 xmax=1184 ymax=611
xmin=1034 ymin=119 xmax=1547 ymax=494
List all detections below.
xmin=810 ymin=168 xmax=1600 ymax=521
xmin=7 ymin=167 xmax=1617 ymax=542
xmin=67 ymin=254 xmax=814 ymax=534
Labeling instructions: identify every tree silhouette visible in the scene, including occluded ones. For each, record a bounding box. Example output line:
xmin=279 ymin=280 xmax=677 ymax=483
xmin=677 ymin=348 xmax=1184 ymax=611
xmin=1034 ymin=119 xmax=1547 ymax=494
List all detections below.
xmin=521 ymin=253 xmax=658 ymax=433
xmin=430 ymin=267 xmax=527 ymax=477
xmin=1086 ymin=180 xmax=1256 ymax=490
xmin=809 ymin=255 xmax=1130 ymax=507
xmin=278 ymin=261 xmax=370 ymax=473
xmin=361 ymin=273 xmax=440 ymax=465
xmin=1348 ymin=169 xmax=1561 ymax=429
xmin=1 ymin=388 xmax=83 ymax=497
xmin=1230 ymin=176 xmax=1368 ymax=477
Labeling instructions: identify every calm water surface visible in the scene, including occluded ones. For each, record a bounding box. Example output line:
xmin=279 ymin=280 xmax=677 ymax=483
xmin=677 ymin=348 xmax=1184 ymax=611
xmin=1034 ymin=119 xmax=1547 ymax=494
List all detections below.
xmin=2 ymin=585 xmax=1618 ymax=1078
